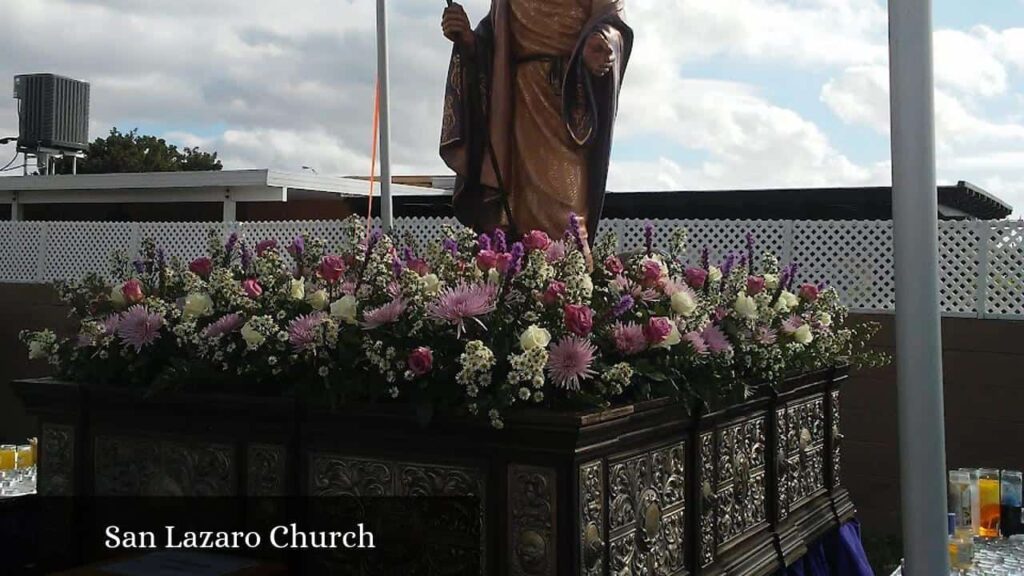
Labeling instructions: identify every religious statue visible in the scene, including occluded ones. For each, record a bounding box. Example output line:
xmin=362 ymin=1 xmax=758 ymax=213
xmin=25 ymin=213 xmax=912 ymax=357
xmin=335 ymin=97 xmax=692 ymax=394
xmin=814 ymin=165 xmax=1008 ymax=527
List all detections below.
xmin=439 ymin=0 xmax=633 ymax=243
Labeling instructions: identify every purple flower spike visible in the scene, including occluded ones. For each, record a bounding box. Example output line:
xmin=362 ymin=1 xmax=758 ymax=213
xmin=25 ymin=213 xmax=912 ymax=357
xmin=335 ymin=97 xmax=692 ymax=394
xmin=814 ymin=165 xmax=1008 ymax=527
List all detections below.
xmin=701 ymin=247 xmax=710 ymax=270
xmin=612 ymin=294 xmax=635 ymax=318
xmin=132 ymin=259 xmax=145 ymax=274
xmin=817 ymin=279 xmax=828 ymax=291
xmin=240 ymin=243 xmax=253 ymax=271
xmin=722 ymin=253 xmax=736 ymax=277
xmin=492 ymin=229 xmax=507 ymax=253
xmin=392 ymin=257 xmax=404 ymax=278
xmin=288 ymin=236 xmax=305 ymax=258
xmin=745 ymin=232 xmax=755 ymax=274
xmin=643 ymin=221 xmax=654 ymax=256
xmin=509 ymin=242 xmax=525 ymax=275
xmin=567 ymin=213 xmax=583 ymax=250
xmin=477 ymin=233 xmax=492 ymax=252
xmin=442 ymin=238 xmax=459 ymax=256
xmin=402 ymin=246 xmax=414 ymax=263
xmin=156 ymin=248 xmax=166 ymax=270
xmin=225 ymin=232 xmax=239 ymax=255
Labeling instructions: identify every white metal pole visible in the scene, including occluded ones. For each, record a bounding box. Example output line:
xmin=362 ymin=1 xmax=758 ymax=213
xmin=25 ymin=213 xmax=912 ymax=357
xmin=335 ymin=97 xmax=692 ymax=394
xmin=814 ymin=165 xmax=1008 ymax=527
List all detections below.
xmin=376 ymin=0 xmax=394 ymax=231
xmin=888 ymin=0 xmax=949 ymax=574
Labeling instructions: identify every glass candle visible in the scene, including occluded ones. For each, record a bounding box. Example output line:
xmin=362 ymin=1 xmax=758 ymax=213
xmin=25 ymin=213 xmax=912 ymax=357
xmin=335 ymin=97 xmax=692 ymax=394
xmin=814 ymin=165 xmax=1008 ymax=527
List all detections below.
xmin=979 ymin=468 xmax=1002 ymax=538
xmin=15 ymin=445 xmax=33 ymax=469
xmin=1002 ymin=470 xmax=1023 ymax=537
xmin=962 ymin=468 xmax=983 ymax=536
xmin=950 ymin=470 xmax=974 ymax=535
xmin=0 ymin=445 xmax=15 ymax=472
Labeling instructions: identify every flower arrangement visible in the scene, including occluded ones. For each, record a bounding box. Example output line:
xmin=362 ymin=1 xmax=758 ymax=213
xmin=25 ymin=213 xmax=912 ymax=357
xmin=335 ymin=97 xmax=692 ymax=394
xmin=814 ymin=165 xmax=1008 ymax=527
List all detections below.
xmin=22 ymin=217 xmax=885 ymax=428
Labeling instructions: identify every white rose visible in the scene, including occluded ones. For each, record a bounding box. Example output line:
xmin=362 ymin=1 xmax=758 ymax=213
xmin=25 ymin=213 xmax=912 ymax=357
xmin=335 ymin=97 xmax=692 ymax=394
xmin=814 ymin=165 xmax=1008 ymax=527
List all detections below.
xmin=241 ymin=321 xmax=266 ymax=349
xmin=708 ymin=266 xmax=722 ymax=282
xmin=775 ymin=290 xmax=798 ymax=313
xmin=28 ymin=339 xmax=48 ymax=360
xmin=793 ymin=323 xmax=814 ymax=345
xmin=182 ymin=292 xmax=214 ymax=320
xmin=330 ymin=295 xmax=359 ymax=325
xmin=519 ymin=325 xmax=552 ymax=351
xmin=657 ymin=323 xmax=682 ymax=349
xmin=306 ymin=289 xmax=329 ymax=311
xmin=764 ymin=273 xmax=780 ymax=290
xmin=487 ymin=268 xmax=502 ymax=285
xmin=109 ymin=285 xmax=126 ymax=308
xmin=733 ymin=293 xmax=758 ymax=320
xmin=421 ymin=273 xmax=441 ymax=295
xmin=818 ymin=312 xmax=832 ymax=327
xmin=671 ymin=290 xmax=697 ymax=317
xmin=288 ymin=279 xmax=305 ymax=301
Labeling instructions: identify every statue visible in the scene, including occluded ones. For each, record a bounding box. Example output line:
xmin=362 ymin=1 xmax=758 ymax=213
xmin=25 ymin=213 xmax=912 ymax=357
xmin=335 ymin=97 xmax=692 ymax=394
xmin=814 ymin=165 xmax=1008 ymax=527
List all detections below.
xmin=440 ymin=0 xmax=633 ymax=243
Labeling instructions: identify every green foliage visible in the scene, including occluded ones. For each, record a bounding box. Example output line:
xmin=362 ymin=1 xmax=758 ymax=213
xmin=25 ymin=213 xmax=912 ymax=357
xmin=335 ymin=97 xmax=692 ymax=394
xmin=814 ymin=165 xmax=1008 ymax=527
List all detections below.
xmin=55 ymin=127 xmax=222 ymax=174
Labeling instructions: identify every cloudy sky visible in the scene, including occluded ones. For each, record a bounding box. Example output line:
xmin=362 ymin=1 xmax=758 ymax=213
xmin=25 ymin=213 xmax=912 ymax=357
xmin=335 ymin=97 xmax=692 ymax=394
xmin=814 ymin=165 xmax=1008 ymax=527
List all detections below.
xmin=1 ymin=0 xmax=1022 ymax=214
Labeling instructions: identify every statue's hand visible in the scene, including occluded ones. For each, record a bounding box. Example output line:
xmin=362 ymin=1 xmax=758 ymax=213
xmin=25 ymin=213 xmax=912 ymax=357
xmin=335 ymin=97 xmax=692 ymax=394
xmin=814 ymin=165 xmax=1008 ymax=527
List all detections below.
xmin=442 ymin=3 xmax=475 ymax=54
xmin=583 ymin=33 xmax=614 ymax=77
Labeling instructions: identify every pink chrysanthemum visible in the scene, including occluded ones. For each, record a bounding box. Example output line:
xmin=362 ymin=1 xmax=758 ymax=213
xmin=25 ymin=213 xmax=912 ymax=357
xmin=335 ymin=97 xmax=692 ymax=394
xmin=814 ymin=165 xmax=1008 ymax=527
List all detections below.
xmin=755 ymin=327 xmax=778 ymax=345
xmin=117 ymin=305 xmax=165 ymax=352
xmin=661 ymin=277 xmax=693 ymax=298
xmin=426 ymin=283 xmax=497 ymax=335
xmin=102 ymin=314 xmax=121 ymax=336
xmin=782 ymin=315 xmax=805 ymax=335
xmin=611 ymin=275 xmax=660 ymax=303
xmin=289 ymin=312 xmax=327 ymax=352
xmin=701 ymin=324 xmax=733 ymax=354
xmin=612 ymin=322 xmax=647 ymax=355
xmin=362 ymin=298 xmax=407 ymax=330
xmin=547 ymin=336 xmax=597 ymax=391
xmin=545 ymin=241 xmax=567 ymax=263
xmin=683 ymin=330 xmax=709 ymax=355
xmin=203 ymin=313 xmax=244 ymax=339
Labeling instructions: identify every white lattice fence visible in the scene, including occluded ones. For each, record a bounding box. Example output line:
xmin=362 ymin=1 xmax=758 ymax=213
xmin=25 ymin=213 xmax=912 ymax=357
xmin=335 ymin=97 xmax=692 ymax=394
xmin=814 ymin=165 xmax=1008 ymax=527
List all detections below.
xmin=1 ymin=218 xmax=1021 ymax=319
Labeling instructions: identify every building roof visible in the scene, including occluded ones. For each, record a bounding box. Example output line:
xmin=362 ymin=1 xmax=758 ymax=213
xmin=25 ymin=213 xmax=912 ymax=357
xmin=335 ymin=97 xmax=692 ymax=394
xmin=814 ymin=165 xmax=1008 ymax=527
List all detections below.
xmin=0 ymin=169 xmax=435 ymax=205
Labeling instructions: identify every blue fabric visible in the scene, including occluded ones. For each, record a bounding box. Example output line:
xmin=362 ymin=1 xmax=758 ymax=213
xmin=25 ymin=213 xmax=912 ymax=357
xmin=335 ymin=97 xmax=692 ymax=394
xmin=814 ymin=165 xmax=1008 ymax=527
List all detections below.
xmin=776 ymin=519 xmax=875 ymax=576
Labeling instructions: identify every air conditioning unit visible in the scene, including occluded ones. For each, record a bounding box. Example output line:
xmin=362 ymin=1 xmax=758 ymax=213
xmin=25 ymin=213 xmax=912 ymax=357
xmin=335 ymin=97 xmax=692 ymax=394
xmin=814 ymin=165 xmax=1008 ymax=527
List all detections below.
xmin=14 ymin=73 xmax=91 ymax=153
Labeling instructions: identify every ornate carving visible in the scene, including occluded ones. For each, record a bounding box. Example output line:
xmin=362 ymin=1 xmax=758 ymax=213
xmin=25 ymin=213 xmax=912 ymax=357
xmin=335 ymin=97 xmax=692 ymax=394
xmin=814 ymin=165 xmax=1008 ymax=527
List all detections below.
xmin=605 ymin=441 xmax=687 ymax=575
xmin=39 ymin=423 xmax=75 ymax=496
xmin=509 ymin=465 xmax=557 ymax=576
xmin=775 ymin=407 xmax=789 ymax=522
xmin=831 ymin=390 xmax=842 ymax=488
xmin=94 ymin=435 xmax=235 ymax=496
xmin=699 ymin=431 xmax=716 ymax=567
xmin=714 ymin=416 xmax=767 ymax=547
xmin=247 ymin=444 xmax=286 ymax=496
xmin=785 ymin=395 xmax=826 ymax=509
xmin=310 ymin=455 xmax=394 ymax=496
xmin=579 ymin=460 xmax=605 ymax=576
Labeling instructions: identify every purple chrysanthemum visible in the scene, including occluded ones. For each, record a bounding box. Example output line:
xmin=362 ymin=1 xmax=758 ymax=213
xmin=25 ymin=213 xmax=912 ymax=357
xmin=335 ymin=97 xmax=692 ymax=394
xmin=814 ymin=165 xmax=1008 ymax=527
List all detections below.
xmin=701 ymin=324 xmax=733 ymax=354
xmin=426 ymin=283 xmax=497 ymax=335
xmin=683 ymin=331 xmax=709 ymax=355
xmin=117 ymin=305 xmax=165 ymax=352
xmin=202 ymin=313 xmax=244 ymax=339
xmin=288 ymin=312 xmax=327 ymax=352
xmin=547 ymin=336 xmax=597 ymax=391
xmin=362 ymin=298 xmax=407 ymax=330
xmin=612 ymin=295 xmax=635 ymax=318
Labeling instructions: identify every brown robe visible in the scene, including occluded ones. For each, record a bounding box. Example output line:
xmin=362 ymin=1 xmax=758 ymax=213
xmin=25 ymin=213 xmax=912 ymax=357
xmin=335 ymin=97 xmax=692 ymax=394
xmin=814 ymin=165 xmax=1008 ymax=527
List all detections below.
xmin=440 ymin=0 xmax=632 ymax=242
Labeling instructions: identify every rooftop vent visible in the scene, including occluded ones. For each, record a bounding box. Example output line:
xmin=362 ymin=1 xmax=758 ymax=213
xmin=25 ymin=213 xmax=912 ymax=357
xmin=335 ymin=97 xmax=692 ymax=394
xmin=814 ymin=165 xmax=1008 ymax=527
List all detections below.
xmin=14 ymin=73 xmax=91 ymax=154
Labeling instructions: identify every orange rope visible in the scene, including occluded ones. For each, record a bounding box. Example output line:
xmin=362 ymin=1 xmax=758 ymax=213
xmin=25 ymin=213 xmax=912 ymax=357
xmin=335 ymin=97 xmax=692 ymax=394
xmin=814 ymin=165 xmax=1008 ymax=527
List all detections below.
xmin=366 ymin=77 xmax=381 ymax=240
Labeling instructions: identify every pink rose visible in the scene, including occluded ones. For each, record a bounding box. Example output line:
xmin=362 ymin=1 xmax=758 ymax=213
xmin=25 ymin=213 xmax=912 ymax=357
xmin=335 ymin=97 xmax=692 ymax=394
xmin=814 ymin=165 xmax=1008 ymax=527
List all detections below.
xmin=407 ymin=258 xmax=430 ymax=276
xmin=242 ymin=278 xmax=263 ymax=299
xmin=522 ymin=230 xmax=552 ymax=251
xmin=255 ymin=239 xmax=278 ymax=256
xmin=408 ymin=346 xmax=434 ymax=376
xmin=604 ymin=255 xmax=624 ymax=275
xmin=476 ymin=249 xmax=498 ymax=271
xmin=319 ymin=255 xmax=347 ymax=283
xmin=188 ymin=257 xmax=213 ymax=279
xmin=613 ymin=323 xmax=647 ymax=355
xmin=542 ymin=281 xmax=566 ymax=305
xmin=799 ymin=283 xmax=819 ymax=302
xmin=641 ymin=260 xmax=664 ymax=287
xmin=495 ymin=252 xmax=514 ymax=274
xmin=685 ymin=267 xmax=708 ymax=289
xmin=643 ymin=316 xmax=673 ymax=345
xmin=121 ymin=279 xmax=144 ymax=304
xmin=563 ymin=304 xmax=594 ymax=337
xmin=746 ymin=276 xmax=766 ymax=296
xmin=545 ymin=241 xmax=566 ymax=263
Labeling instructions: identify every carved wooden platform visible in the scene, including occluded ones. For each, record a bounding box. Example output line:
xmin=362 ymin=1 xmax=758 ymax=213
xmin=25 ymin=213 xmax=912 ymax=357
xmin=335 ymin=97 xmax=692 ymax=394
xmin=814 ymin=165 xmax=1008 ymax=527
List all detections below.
xmin=14 ymin=366 xmax=852 ymax=575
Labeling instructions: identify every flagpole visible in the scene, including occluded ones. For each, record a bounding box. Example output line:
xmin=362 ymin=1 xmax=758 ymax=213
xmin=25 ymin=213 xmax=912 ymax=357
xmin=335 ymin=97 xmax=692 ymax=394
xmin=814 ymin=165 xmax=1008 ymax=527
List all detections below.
xmin=375 ymin=0 xmax=394 ymax=231
xmin=888 ymin=0 xmax=949 ymax=573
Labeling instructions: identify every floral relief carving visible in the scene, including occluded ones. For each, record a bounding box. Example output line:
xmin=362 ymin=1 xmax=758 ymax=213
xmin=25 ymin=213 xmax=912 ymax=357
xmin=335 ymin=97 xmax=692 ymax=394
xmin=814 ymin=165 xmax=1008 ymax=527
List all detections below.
xmin=509 ymin=465 xmax=557 ymax=576
xmin=94 ymin=435 xmax=234 ymax=496
xmin=40 ymin=424 xmax=75 ymax=496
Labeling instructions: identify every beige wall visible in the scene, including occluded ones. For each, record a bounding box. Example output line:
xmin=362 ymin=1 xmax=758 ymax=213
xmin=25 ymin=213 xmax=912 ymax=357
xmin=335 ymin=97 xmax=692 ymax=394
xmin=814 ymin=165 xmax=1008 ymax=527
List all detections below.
xmin=2 ymin=285 xmax=1022 ymax=539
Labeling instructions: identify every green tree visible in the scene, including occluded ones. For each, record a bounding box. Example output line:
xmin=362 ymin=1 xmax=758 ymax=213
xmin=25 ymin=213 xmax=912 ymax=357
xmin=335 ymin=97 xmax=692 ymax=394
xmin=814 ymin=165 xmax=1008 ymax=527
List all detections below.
xmin=56 ymin=128 xmax=222 ymax=174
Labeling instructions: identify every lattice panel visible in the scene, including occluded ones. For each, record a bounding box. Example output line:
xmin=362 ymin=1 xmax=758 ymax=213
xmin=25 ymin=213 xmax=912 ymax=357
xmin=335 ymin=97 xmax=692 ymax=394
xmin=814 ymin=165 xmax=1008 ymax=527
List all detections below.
xmin=792 ymin=221 xmax=894 ymax=311
xmin=984 ymin=222 xmax=1024 ymax=317
xmin=42 ymin=222 xmax=134 ymax=283
xmin=0 ymin=222 xmax=45 ymax=283
xmin=597 ymin=219 xmax=791 ymax=267
xmin=136 ymin=222 xmax=223 ymax=268
xmin=938 ymin=222 xmax=981 ymax=315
